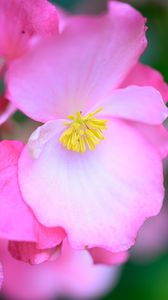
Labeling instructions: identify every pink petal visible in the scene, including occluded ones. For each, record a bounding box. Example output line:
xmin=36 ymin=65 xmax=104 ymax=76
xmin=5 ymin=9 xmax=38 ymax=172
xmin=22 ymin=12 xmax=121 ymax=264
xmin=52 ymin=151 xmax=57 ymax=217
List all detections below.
xmin=1 ymin=239 xmax=118 ymax=300
xmin=89 ymin=248 xmax=129 ymax=265
xmin=7 ymin=1 xmax=146 ymax=122
xmin=0 ymin=140 xmax=65 ymax=247
xmin=120 ymin=63 xmax=168 ymax=102
xmin=18 ymin=118 xmax=164 ymax=252
xmin=0 ymin=0 xmax=58 ymax=60
xmin=8 ymin=241 xmax=60 ymax=265
xmin=101 ymin=86 xmax=168 ymax=124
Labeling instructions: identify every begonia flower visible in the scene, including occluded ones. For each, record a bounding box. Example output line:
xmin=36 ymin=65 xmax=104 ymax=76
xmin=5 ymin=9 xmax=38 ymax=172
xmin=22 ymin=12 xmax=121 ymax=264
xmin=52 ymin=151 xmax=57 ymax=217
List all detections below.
xmin=0 ymin=140 xmax=128 ymax=265
xmin=7 ymin=1 xmax=168 ymax=255
xmin=0 ymin=239 xmax=119 ymax=300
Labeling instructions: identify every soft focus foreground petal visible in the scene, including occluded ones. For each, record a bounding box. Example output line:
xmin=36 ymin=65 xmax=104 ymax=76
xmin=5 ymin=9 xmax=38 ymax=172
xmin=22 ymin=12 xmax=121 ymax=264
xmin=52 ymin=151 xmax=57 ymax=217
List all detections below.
xmin=120 ymin=63 xmax=168 ymax=102
xmin=0 ymin=0 xmax=58 ymax=60
xmin=1 ymin=240 xmax=118 ymax=300
xmin=54 ymin=240 xmax=119 ymax=299
xmin=0 ymin=262 xmax=3 ymax=290
xmin=0 ymin=140 xmax=65 ymax=247
xmin=8 ymin=241 xmax=60 ymax=265
xmin=0 ymin=97 xmax=16 ymax=125
xmin=7 ymin=1 xmax=147 ymax=122
xmin=89 ymin=248 xmax=129 ymax=265
xmin=19 ymin=118 xmax=164 ymax=252
xmin=101 ymin=86 xmax=168 ymax=124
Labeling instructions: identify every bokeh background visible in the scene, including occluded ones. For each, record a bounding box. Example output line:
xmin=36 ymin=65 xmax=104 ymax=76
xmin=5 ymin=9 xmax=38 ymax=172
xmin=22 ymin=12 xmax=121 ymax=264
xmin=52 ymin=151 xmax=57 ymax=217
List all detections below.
xmin=50 ymin=1 xmax=168 ymax=300
xmin=1 ymin=0 xmax=168 ymax=299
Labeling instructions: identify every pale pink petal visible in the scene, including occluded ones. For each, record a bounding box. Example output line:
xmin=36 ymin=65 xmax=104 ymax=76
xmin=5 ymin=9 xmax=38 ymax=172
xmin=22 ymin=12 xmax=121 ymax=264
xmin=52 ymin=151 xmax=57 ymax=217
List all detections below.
xmin=18 ymin=118 xmax=164 ymax=252
xmin=101 ymin=86 xmax=168 ymax=124
xmin=0 ymin=0 xmax=58 ymax=60
xmin=120 ymin=63 xmax=168 ymax=102
xmin=1 ymin=239 xmax=118 ymax=300
xmin=0 ymin=140 xmax=65 ymax=248
xmin=8 ymin=241 xmax=60 ymax=265
xmin=89 ymin=248 xmax=129 ymax=265
xmin=7 ymin=1 xmax=146 ymax=122
xmin=0 ymin=262 xmax=3 ymax=290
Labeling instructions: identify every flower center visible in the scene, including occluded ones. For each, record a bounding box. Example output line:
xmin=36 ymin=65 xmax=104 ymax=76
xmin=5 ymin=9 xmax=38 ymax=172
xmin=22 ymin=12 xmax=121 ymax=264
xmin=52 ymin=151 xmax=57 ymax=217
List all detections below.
xmin=59 ymin=108 xmax=107 ymax=153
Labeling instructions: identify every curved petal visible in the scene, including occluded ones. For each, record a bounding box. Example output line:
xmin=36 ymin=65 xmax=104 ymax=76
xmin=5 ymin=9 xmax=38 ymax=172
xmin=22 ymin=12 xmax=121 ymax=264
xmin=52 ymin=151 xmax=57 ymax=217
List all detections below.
xmin=8 ymin=241 xmax=61 ymax=265
xmin=7 ymin=1 xmax=147 ymax=122
xmin=100 ymin=86 xmax=168 ymax=125
xmin=0 ymin=140 xmax=65 ymax=247
xmin=18 ymin=118 xmax=164 ymax=252
xmin=89 ymin=248 xmax=129 ymax=265
xmin=120 ymin=63 xmax=168 ymax=102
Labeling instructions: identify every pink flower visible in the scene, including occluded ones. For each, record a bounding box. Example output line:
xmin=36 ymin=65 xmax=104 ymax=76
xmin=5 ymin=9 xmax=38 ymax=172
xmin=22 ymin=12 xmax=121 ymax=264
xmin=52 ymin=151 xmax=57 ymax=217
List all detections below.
xmin=7 ymin=1 xmax=168 ymax=254
xmin=0 ymin=239 xmax=119 ymax=300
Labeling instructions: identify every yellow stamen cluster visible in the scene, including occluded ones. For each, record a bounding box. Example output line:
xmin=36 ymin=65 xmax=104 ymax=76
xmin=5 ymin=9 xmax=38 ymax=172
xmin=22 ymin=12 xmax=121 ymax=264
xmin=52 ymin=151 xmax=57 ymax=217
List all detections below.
xmin=59 ymin=108 xmax=107 ymax=153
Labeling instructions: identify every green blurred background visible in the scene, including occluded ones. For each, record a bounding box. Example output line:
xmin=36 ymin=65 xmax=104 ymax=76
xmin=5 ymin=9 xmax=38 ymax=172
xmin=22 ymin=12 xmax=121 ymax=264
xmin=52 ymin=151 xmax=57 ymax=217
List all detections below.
xmin=50 ymin=1 xmax=168 ymax=299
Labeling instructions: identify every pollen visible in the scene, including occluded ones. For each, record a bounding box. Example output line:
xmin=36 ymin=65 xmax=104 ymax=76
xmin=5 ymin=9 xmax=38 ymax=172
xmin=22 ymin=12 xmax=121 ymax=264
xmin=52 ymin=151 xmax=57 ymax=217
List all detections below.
xmin=59 ymin=108 xmax=107 ymax=153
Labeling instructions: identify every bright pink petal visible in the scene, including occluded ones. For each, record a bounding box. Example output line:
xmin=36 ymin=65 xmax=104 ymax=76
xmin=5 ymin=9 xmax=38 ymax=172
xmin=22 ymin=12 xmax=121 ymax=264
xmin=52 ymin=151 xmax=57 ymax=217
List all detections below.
xmin=89 ymin=248 xmax=129 ymax=265
xmin=120 ymin=63 xmax=168 ymax=102
xmin=18 ymin=118 xmax=164 ymax=252
xmin=101 ymin=86 xmax=168 ymax=124
xmin=8 ymin=241 xmax=60 ymax=265
xmin=7 ymin=1 xmax=146 ymax=122
xmin=0 ymin=140 xmax=65 ymax=248
xmin=0 ymin=0 xmax=58 ymax=60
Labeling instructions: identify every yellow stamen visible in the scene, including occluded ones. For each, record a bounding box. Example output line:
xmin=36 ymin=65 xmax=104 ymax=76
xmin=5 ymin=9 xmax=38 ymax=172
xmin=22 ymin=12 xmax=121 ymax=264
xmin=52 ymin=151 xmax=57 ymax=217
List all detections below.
xmin=59 ymin=108 xmax=107 ymax=153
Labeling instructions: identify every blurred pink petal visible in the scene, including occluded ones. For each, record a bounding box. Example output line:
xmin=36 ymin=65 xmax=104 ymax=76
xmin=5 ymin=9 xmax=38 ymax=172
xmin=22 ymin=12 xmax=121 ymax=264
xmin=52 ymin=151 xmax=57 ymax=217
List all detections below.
xmin=120 ymin=63 xmax=168 ymax=102
xmin=0 ymin=0 xmax=58 ymax=61
xmin=89 ymin=247 xmax=129 ymax=265
xmin=7 ymin=1 xmax=147 ymax=122
xmin=1 ymin=239 xmax=119 ymax=300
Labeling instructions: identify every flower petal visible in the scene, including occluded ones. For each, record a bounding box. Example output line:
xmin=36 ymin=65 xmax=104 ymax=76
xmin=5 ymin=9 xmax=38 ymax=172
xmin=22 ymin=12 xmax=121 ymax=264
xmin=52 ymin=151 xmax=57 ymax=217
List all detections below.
xmin=89 ymin=248 xmax=129 ymax=265
xmin=18 ymin=118 xmax=164 ymax=252
xmin=0 ymin=140 xmax=65 ymax=247
xmin=8 ymin=241 xmax=61 ymax=265
xmin=101 ymin=86 xmax=168 ymax=124
xmin=7 ymin=1 xmax=146 ymax=122
xmin=120 ymin=63 xmax=168 ymax=102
